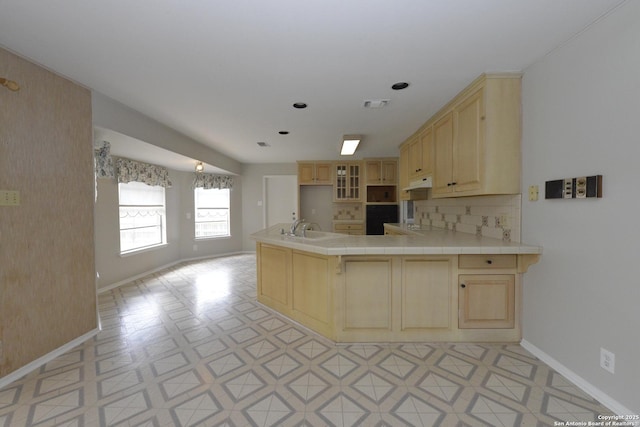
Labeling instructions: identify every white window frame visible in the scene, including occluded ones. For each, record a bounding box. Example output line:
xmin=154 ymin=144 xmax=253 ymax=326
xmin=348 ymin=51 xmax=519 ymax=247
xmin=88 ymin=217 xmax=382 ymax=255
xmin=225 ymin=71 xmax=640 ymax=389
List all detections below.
xmin=194 ymin=187 xmax=230 ymax=239
xmin=118 ymin=181 xmax=167 ymax=254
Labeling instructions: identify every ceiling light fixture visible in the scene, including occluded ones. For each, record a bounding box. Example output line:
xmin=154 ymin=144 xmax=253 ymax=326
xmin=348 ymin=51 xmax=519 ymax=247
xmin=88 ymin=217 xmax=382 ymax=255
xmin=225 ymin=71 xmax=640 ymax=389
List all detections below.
xmin=292 ymin=102 xmax=307 ymax=109
xmin=257 ymin=142 xmax=269 ymax=147
xmin=195 ymin=162 xmax=204 ymax=173
xmin=278 ymin=131 xmax=289 ymax=135
xmin=0 ymin=77 xmax=20 ymax=92
xmin=391 ymin=82 xmax=410 ymax=90
xmin=341 ymin=135 xmax=361 ymax=156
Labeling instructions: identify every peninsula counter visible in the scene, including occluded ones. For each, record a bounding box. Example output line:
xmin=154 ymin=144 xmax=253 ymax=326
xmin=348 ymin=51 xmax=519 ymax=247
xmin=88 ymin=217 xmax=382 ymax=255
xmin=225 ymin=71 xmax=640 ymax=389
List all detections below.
xmin=251 ymin=224 xmax=541 ymax=343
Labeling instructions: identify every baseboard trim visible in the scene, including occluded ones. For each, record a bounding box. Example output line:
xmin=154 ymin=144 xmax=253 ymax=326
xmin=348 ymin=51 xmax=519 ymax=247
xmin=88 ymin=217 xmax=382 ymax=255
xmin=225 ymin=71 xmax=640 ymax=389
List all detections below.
xmin=520 ymin=339 xmax=634 ymax=416
xmin=0 ymin=328 xmax=99 ymax=390
xmin=98 ymin=251 xmax=254 ymax=294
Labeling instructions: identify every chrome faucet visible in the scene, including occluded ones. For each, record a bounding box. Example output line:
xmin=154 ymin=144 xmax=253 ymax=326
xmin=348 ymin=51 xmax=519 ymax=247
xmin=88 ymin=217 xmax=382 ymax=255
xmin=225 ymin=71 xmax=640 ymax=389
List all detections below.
xmin=290 ymin=218 xmax=304 ymax=235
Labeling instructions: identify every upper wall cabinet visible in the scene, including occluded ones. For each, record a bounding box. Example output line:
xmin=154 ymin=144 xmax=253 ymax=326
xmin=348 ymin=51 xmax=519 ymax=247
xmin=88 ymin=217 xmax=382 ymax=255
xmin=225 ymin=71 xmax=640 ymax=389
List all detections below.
xmin=399 ymin=144 xmax=410 ymax=201
xmin=407 ymin=128 xmax=432 ymax=182
xmin=334 ymin=161 xmax=361 ymax=201
xmin=365 ymin=159 xmax=397 ymax=185
xmin=401 ymin=74 xmax=522 ymax=199
xmin=298 ymin=162 xmax=333 ymax=185
xmin=433 ymin=75 xmax=521 ymax=198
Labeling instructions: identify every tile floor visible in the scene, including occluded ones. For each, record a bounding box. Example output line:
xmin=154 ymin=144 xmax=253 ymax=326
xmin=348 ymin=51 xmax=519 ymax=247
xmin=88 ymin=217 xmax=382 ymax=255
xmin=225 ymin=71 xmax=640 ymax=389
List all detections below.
xmin=0 ymin=254 xmax=615 ymax=426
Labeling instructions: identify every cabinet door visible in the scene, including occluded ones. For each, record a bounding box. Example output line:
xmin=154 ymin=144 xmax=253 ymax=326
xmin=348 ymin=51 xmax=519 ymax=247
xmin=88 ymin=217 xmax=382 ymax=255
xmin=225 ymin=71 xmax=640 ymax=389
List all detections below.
xmin=399 ymin=145 xmax=410 ymax=200
xmin=432 ymin=112 xmax=454 ymax=195
xmin=298 ymin=163 xmax=316 ymax=185
xmin=315 ymin=163 xmax=333 ymax=184
xmin=381 ymin=160 xmax=397 ymax=184
xmin=257 ymin=244 xmax=290 ymax=309
xmin=366 ymin=161 xmax=381 ymax=184
xmin=418 ymin=128 xmax=433 ymax=178
xmin=408 ymin=136 xmax=422 ymax=180
xmin=402 ymin=258 xmax=451 ymax=330
xmin=334 ymin=162 xmax=361 ymax=201
xmin=458 ymin=274 xmax=514 ymax=329
xmin=453 ymin=88 xmax=483 ymax=193
xmin=343 ymin=259 xmax=392 ymax=330
xmin=292 ymin=251 xmax=330 ymax=325
xmin=349 ymin=163 xmax=360 ymax=199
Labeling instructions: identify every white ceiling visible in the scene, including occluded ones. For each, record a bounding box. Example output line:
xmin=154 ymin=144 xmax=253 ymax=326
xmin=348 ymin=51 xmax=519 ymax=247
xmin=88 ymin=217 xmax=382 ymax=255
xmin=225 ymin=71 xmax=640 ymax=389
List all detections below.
xmin=0 ymin=0 xmax=625 ymax=168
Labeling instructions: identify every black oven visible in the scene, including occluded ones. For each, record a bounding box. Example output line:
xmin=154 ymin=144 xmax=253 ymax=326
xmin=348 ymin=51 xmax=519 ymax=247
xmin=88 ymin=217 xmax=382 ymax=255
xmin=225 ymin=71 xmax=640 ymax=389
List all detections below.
xmin=366 ymin=205 xmax=398 ymax=235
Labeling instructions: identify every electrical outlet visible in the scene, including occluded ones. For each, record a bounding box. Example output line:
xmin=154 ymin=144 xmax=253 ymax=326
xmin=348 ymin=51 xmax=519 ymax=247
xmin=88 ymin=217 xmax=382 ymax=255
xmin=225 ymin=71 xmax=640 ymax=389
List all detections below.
xmin=528 ymin=185 xmax=539 ymax=201
xmin=600 ymin=347 xmax=615 ymax=374
xmin=193 ymin=244 xmax=198 ymax=252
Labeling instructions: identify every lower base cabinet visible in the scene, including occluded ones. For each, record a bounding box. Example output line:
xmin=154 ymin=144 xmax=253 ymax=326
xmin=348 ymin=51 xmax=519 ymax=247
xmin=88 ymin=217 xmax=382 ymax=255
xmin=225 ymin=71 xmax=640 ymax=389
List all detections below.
xmin=458 ymin=274 xmax=515 ymax=329
xmin=401 ymin=258 xmax=451 ymax=330
xmin=292 ymin=251 xmax=331 ymax=333
xmin=343 ymin=259 xmax=392 ymax=330
xmin=256 ymin=243 xmax=522 ymax=343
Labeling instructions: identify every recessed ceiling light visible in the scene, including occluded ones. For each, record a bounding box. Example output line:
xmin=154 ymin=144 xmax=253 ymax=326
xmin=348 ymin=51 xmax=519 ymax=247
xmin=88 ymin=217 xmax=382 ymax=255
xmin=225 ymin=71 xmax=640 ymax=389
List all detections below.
xmin=391 ymin=82 xmax=410 ymax=90
xmin=279 ymin=131 xmax=289 ymax=135
xmin=292 ymin=102 xmax=307 ymax=109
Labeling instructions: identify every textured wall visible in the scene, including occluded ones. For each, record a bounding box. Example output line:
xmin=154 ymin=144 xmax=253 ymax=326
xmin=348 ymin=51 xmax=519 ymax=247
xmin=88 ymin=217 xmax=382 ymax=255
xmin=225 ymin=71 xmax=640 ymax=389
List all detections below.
xmin=521 ymin=0 xmax=640 ymax=412
xmin=0 ymin=48 xmax=96 ymax=376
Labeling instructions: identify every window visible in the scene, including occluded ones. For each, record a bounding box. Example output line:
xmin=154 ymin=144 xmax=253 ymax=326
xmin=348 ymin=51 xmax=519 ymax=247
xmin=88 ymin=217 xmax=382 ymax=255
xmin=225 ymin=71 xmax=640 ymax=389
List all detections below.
xmin=195 ymin=188 xmax=230 ymax=239
xmin=118 ymin=181 xmax=166 ymax=253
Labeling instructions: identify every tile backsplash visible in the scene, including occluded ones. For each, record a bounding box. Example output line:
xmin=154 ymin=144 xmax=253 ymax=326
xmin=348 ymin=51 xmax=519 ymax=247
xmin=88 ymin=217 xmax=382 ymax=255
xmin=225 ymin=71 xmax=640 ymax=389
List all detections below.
xmin=414 ymin=194 xmax=521 ymax=242
xmin=333 ymin=203 xmax=363 ymax=220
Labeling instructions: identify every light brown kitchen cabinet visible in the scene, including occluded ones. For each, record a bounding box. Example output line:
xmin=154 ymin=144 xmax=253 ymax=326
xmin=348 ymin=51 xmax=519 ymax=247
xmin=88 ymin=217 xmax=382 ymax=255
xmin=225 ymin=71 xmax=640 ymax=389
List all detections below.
xmin=343 ymin=258 xmax=392 ymax=330
xmin=407 ymin=136 xmax=422 ymax=180
xmin=432 ymin=75 xmax=521 ymax=198
xmin=458 ymin=274 xmax=515 ymax=329
xmin=257 ymin=244 xmax=291 ymax=312
xmin=401 ymin=258 xmax=451 ymax=330
xmin=256 ymin=242 xmax=335 ymax=338
xmin=432 ymin=112 xmax=455 ymax=195
xmin=433 ymin=89 xmax=483 ymax=196
xmin=399 ymin=144 xmax=410 ymax=201
xmin=292 ymin=251 xmax=332 ymax=331
xmin=365 ymin=159 xmax=397 ymax=185
xmin=333 ymin=222 xmax=364 ymax=235
xmin=334 ymin=161 xmax=361 ymax=201
xmin=298 ymin=162 xmax=333 ymax=185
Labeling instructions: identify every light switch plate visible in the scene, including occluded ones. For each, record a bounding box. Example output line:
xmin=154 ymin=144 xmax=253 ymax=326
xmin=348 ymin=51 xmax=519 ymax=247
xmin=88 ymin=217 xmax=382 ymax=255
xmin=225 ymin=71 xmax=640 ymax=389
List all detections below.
xmin=0 ymin=190 xmax=20 ymax=206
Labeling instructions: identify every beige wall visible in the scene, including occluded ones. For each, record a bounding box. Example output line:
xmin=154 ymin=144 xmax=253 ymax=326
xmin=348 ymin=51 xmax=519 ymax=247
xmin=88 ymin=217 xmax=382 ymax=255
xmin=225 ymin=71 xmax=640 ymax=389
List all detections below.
xmin=0 ymin=47 xmax=97 ymax=376
xmin=521 ymin=0 xmax=640 ymax=412
xmin=94 ymin=169 xmax=244 ymax=289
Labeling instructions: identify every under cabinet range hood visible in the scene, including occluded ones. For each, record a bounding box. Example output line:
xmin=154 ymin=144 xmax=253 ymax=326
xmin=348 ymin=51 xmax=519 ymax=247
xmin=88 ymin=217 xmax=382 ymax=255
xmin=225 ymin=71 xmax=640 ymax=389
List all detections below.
xmin=403 ymin=176 xmax=433 ymax=191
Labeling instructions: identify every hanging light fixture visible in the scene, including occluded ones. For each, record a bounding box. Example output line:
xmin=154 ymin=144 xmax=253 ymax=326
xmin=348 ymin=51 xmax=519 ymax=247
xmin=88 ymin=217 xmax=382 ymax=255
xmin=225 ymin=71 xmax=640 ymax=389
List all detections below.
xmin=195 ymin=162 xmax=204 ymax=173
xmin=340 ymin=135 xmax=361 ymax=156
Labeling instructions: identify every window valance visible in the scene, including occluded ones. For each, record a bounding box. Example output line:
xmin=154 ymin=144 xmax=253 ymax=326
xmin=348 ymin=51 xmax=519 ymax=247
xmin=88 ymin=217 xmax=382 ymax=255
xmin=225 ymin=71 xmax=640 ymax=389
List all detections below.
xmin=116 ymin=157 xmax=173 ymax=188
xmin=94 ymin=140 xmax=115 ymax=179
xmin=193 ymin=173 xmax=234 ymax=190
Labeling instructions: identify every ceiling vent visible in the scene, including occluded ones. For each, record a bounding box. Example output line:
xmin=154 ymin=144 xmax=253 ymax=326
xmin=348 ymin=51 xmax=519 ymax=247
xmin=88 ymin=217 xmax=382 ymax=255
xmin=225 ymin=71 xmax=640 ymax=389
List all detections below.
xmin=363 ymin=99 xmax=390 ymax=109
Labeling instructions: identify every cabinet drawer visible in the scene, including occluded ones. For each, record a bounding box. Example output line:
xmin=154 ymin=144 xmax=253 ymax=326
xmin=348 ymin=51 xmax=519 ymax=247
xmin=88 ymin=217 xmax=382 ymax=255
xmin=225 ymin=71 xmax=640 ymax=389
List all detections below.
xmin=459 ymin=255 xmax=516 ymax=269
xmin=334 ymin=223 xmax=363 ymax=231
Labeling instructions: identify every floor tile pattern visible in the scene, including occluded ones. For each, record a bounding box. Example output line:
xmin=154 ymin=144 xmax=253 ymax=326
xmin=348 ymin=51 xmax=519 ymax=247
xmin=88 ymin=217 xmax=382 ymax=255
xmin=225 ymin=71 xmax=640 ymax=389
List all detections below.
xmin=0 ymin=254 xmax=616 ymax=426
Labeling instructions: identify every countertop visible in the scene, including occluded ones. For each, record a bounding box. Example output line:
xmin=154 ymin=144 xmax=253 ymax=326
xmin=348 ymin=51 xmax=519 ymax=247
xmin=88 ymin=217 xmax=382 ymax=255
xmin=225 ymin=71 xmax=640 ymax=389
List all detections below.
xmin=251 ymin=223 xmax=542 ymax=256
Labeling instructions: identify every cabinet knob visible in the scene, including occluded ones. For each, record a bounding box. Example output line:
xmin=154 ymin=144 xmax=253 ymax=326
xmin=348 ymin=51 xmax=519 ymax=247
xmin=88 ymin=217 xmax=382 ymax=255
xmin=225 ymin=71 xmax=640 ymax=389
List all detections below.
xmin=460 ymin=284 xmax=466 ymax=288
xmin=486 ymin=260 xmax=493 ymax=265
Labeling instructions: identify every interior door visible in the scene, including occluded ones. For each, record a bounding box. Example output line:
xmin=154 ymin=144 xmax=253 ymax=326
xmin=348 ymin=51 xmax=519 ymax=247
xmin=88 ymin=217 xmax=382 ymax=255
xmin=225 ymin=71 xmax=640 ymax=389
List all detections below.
xmin=263 ymin=175 xmax=298 ymax=228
